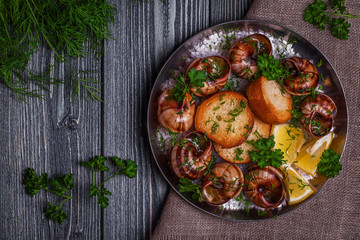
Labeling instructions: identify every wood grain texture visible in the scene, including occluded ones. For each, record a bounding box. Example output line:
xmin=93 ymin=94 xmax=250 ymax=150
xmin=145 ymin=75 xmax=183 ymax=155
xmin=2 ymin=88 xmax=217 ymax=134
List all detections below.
xmin=0 ymin=1 xmax=252 ymax=239
xmin=0 ymin=46 xmax=102 ymax=240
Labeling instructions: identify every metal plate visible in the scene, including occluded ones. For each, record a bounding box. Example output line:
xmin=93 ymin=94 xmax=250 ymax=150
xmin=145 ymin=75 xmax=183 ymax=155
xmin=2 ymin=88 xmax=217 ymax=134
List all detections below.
xmin=147 ymin=20 xmax=348 ymax=220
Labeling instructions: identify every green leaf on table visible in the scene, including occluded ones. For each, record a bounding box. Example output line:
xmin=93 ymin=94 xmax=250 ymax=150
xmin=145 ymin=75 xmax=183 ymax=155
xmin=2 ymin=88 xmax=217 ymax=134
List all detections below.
xmin=23 ymin=168 xmax=50 ymax=197
xmin=45 ymin=202 xmax=67 ymax=224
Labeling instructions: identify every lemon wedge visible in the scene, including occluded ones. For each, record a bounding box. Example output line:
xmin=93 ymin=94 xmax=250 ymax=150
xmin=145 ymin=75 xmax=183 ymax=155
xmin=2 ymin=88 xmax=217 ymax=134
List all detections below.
xmin=281 ymin=166 xmax=314 ymax=205
xmin=271 ymin=124 xmax=305 ymax=164
xmin=293 ymin=132 xmax=334 ymax=176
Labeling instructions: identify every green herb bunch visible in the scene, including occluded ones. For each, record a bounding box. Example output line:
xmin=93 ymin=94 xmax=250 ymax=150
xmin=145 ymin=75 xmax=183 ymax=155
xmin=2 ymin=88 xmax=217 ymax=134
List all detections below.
xmin=317 ymin=149 xmax=342 ymax=178
xmin=303 ymin=0 xmax=357 ymax=40
xmin=172 ymin=68 xmax=207 ymax=102
xmin=247 ymin=135 xmax=286 ymax=168
xmin=0 ymin=0 xmax=115 ymax=102
xmin=23 ymin=168 xmax=74 ymax=224
xmin=81 ymin=155 xmax=138 ymax=208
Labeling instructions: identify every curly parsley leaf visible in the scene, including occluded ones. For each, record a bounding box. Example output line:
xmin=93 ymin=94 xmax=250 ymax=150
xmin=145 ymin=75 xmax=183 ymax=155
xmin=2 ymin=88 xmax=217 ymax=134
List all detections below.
xmin=45 ymin=202 xmax=68 ymax=224
xmin=303 ymin=0 xmax=329 ymax=30
xmin=331 ymin=0 xmax=346 ymax=13
xmin=329 ymin=17 xmax=350 ymax=40
xmin=178 ymin=178 xmax=203 ymax=202
xmin=23 ymin=168 xmax=50 ymax=197
xmin=188 ymin=68 xmax=207 ymax=88
xmin=317 ymin=149 xmax=342 ymax=178
xmin=82 ymin=156 xmax=138 ymax=208
xmin=247 ymin=135 xmax=286 ymax=168
xmin=172 ymin=74 xmax=190 ymax=102
xmin=255 ymin=54 xmax=290 ymax=81
xmin=80 ymin=155 xmax=109 ymax=172
xmin=23 ymin=169 xmax=73 ymax=224
xmin=303 ymin=0 xmax=357 ymax=40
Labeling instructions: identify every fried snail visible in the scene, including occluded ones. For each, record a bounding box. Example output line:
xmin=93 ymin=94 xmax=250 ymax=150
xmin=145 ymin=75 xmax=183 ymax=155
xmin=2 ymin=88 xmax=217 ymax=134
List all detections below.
xmin=283 ymin=57 xmax=319 ymax=95
xmin=229 ymin=34 xmax=272 ymax=79
xmin=201 ymin=162 xmax=244 ymax=205
xmin=170 ymin=131 xmax=212 ymax=179
xmin=244 ymin=166 xmax=285 ymax=209
xmin=301 ymin=93 xmax=337 ymax=137
xmin=157 ymin=87 xmax=195 ymax=133
xmin=186 ymin=56 xmax=231 ymax=97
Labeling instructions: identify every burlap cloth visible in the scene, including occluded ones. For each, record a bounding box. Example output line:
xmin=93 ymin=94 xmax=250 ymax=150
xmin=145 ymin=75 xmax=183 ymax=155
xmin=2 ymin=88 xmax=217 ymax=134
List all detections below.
xmin=152 ymin=1 xmax=360 ymax=239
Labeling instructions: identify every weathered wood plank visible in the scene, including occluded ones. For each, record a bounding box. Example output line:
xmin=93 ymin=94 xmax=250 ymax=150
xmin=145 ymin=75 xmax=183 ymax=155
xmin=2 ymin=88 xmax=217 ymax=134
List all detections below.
xmin=0 ymin=45 xmax=102 ymax=239
xmin=103 ymin=1 xmax=210 ymax=239
xmin=210 ymin=0 xmax=253 ymax=25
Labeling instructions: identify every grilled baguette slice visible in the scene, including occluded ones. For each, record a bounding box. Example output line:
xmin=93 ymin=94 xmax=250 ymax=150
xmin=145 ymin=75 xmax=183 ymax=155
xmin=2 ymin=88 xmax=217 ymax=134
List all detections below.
xmin=214 ymin=116 xmax=271 ymax=164
xmin=195 ymin=91 xmax=254 ymax=148
xmin=247 ymin=75 xmax=292 ymax=124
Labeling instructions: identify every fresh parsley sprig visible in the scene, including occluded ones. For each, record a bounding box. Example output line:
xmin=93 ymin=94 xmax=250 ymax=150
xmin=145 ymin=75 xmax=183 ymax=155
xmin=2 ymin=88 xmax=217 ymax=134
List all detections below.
xmin=23 ymin=168 xmax=73 ymax=224
xmin=178 ymin=178 xmax=203 ymax=202
xmin=81 ymin=156 xmax=138 ymax=208
xmin=317 ymin=149 xmax=342 ymax=178
xmin=172 ymin=68 xmax=207 ymax=102
xmin=247 ymin=135 xmax=286 ymax=168
xmin=303 ymin=0 xmax=357 ymax=40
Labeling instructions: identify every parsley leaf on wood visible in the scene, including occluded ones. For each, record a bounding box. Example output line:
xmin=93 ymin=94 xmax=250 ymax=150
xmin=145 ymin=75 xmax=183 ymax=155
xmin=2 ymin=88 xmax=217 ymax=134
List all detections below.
xmin=247 ymin=135 xmax=286 ymax=168
xmin=23 ymin=168 xmax=73 ymax=224
xmin=317 ymin=149 xmax=342 ymax=178
xmin=178 ymin=178 xmax=203 ymax=202
xmin=81 ymin=155 xmax=138 ymax=208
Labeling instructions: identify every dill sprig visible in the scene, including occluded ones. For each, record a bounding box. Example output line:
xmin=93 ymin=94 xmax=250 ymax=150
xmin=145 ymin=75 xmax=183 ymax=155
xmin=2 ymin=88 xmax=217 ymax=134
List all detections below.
xmin=0 ymin=0 xmax=115 ymax=102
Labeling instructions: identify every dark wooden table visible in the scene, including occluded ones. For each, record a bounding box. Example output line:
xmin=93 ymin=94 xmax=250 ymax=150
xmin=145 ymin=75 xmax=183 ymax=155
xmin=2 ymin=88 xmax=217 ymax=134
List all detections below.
xmin=0 ymin=1 xmax=252 ymax=239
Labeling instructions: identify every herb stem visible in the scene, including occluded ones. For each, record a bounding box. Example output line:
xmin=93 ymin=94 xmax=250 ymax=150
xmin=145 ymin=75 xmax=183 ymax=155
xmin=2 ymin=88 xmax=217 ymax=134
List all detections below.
xmin=25 ymin=0 xmax=62 ymax=61
xmin=323 ymin=12 xmax=358 ymax=18
xmin=97 ymin=172 xmax=120 ymax=189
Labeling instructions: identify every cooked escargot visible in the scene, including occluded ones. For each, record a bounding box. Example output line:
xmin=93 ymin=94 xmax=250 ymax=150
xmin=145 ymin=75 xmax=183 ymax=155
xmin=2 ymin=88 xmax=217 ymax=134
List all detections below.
xmin=283 ymin=57 xmax=319 ymax=95
xmin=244 ymin=166 xmax=285 ymax=209
xmin=157 ymin=87 xmax=195 ymax=133
xmin=201 ymin=162 xmax=244 ymax=205
xmin=186 ymin=56 xmax=231 ymax=97
xmin=301 ymin=93 xmax=337 ymax=137
xmin=170 ymin=131 xmax=212 ymax=179
xmin=229 ymin=34 xmax=272 ymax=78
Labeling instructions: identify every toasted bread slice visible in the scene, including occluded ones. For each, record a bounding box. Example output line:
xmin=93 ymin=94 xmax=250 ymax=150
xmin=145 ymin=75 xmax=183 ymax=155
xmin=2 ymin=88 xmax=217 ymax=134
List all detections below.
xmin=195 ymin=91 xmax=254 ymax=148
xmin=247 ymin=76 xmax=292 ymax=124
xmin=214 ymin=116 xmax=271 ymax=163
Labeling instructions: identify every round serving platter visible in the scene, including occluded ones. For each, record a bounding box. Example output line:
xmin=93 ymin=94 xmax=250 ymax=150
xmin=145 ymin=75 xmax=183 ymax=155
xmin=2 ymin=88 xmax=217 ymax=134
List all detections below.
xmin=147 ymin=20 xmax=348 ymax=220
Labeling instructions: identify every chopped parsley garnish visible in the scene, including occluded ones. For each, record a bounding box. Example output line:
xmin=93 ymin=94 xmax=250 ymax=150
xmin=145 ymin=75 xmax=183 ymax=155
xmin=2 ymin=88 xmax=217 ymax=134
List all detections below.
xmin=211 ymin=121 xmax=219 ymax=134
xmin=234 ymin=148 xmax=244 ymax=161
xmin=317 ymin=149 xmax=342 ymax=178
xmin=247 ymin=135 xmax=286 ymax=168
xmin=244 ymin=124 xmax=252 ymax=138
xmin=168 ymin=128 xmax=179 ymax=147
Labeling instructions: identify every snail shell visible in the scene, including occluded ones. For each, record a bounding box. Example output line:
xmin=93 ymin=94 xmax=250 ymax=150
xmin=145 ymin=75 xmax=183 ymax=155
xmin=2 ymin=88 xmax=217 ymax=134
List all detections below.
xmin=170 ymin=131 xmax=212 ymax=179
xmin=186 ymin=56 xmax=231 ymax=97
xmin=201 ymin=162 xmax=244 ymax=205
xmin=157 ymin=88 xmax=196 ymax=133
xmin=229 ymin=34 xmax=272 ymax=79
xmin=244 ymin=166 xmax=285 ymax=209
xmin=301 ymin=93 xmax=337 ymax=137
xmin=283 ymin=57 xmax=319 ymax=95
